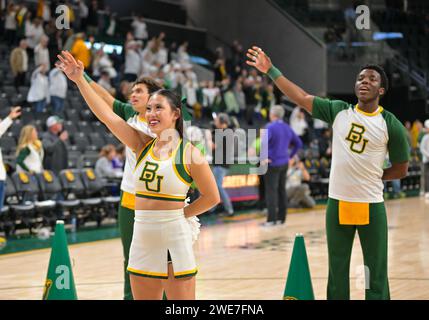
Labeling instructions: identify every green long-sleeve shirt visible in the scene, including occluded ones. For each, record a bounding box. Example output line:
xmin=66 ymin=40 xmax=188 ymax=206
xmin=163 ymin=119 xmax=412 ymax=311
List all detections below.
xmin=16 ymin=147 xmax=31 ymax=172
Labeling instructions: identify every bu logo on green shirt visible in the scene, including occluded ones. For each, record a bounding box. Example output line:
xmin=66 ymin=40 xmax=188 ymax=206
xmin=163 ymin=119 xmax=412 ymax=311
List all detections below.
xmin=345 ymin=123 xmax=369 ymax=154
xmin=140 ymin=162 xmax=164 ymax=192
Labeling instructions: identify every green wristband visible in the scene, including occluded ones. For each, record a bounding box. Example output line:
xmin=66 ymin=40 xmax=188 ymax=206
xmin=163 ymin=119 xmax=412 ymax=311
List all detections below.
xmin=83 ymin=72 xmax=93 ymax=83
xmin=267 ymin=66 xmax=282 ymax=81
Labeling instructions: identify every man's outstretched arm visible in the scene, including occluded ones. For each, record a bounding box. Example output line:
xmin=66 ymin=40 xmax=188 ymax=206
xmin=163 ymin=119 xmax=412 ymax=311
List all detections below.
xmin=83 ymin=72 xmax=115 ymax=109
xmin=246 ymin=46 xmax=315 ymax=114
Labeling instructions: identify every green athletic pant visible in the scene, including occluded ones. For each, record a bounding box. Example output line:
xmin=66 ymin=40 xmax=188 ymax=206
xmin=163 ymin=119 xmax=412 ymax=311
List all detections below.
xmin=326 ymin=198 xmax=390 ymax=300
xmin=118 ymin=191 xmax=135 ymax=300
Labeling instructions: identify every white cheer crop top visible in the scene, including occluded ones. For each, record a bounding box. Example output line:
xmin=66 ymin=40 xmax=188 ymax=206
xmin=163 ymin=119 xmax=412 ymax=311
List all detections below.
xmin=134 ymin=138 xmax=193 ymax=202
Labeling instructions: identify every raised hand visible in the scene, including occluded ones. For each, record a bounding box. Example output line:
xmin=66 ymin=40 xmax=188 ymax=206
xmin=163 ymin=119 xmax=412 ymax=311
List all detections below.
xmin=8 ymin=106 xmax=22 ymax=120
xmin=59 ymin=130 xmax=69 ymax=141
xmin=246 ymin=46 xmax=272 ymax=74
xmin=55 ymin=50 xmax=84 ymax=83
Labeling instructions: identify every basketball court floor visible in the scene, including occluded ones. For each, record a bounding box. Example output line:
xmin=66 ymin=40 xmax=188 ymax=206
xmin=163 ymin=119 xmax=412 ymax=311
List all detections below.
xmin=0 ymin=196 xmax=428 ymax=300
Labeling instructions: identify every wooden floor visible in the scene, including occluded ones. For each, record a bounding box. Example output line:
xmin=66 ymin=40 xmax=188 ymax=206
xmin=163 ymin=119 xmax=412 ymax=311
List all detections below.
xmin=1 ymin=196 xmax=428 ymax=300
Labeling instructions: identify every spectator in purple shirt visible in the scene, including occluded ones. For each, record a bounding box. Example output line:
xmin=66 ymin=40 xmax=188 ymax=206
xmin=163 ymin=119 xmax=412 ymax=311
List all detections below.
xmin=260 ymin=105 xmax=303 ymax=226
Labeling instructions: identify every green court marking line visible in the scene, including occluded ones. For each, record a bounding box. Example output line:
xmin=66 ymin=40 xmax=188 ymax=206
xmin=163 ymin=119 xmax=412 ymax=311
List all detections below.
xmin=0 ymin=227 xmax=120 ymax=256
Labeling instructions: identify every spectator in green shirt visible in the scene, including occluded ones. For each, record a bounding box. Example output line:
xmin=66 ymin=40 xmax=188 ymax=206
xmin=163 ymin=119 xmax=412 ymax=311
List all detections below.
xmin=16 ymin=125 xmax=44 ymax=174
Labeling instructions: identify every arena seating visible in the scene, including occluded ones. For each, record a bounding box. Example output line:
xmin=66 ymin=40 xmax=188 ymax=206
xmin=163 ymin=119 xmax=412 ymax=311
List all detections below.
xmin=0 ymin=167 xmax=120 ymax=236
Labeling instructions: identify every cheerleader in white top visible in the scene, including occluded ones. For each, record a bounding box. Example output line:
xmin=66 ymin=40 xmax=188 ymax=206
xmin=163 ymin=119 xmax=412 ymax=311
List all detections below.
xmin=56 ymin=51 xmax=220 ymax=300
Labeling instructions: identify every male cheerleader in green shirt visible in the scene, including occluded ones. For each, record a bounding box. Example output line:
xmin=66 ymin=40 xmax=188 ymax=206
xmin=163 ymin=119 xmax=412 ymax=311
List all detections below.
xmin=246 ymin=46 xmax=410 ymax=299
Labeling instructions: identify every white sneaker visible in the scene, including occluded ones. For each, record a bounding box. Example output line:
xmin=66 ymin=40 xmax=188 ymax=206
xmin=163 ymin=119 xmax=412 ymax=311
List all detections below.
xmin=261 ymin=222 xmax=276 ymax=227
xmin=425 ymin=193 xmax=429 ymax=199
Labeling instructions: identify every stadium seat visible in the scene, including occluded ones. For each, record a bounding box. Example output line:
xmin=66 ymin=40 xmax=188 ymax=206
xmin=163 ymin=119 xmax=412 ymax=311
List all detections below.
xmin=77 ymin=169 xmax=105 ymax=221
xmin=105 ymin=133 xmax=120 ymax=146
xmin=67 ymin=150 xmax=81 ymax=168
xmin=79 ymin=168 xmax=119 ymax=222
xmin=81 ymin=150 xmax=99 ymax=167
xmin=32 ymin=110 xmax=50 ymax=123
xmin=77 ymin=121 xmax=93 ymax=135
xmin=92 ymin=121 xmax=109 ymax=135
xmin=88 ymin=132 xmax=106 ymax=150
xmin=1 ymin=85 xmax=17 ymax=98
xmin=0 ymin=136 xmax=16 ymax=156
xmin=0 ymin=176 xmax=18 ymax=237
xmin=80 ymin=109 xmax=96 ymax=121
xmin=35 ymin=170 xmax=81 ymax=229
xmin=59 ymin=169 xmax=86 ymax=198
xmin=9 ymin=93 xmax=26 ymax=106
xmin=10 ymin=172 xmax=38 ymax=234
xmin=19 ymin=107 xmax=34 ymax=123
xmin=65 ymin=109 xmax=81 ymax=122
xmin=63 ymin=120 xmax=78 ymax=135
xmin=17 ymin=86 xmax=30 ymax=97
xmin=69 ymin=98 xmax=84 ymax=110
xmin=72 ymin=132 xmax=90 ymax=153
xmin=59 ymin=169 xmax=103 ymax=228
xmin=9 ymin=120 xmax=24 ymax=137
xmin=0 ymin=97 xmax=10 ymax=109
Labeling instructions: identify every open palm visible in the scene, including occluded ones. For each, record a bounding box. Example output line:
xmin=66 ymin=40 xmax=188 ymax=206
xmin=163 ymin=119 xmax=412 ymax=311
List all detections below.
xmin=55 ymin=50 xmax=84 ymax=83
xmin=245 ymin=46 xmax=272 ymax=74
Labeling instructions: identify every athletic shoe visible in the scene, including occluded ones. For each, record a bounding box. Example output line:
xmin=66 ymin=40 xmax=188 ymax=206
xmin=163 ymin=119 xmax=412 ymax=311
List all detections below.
xmin=261 ymin=222 xmax=276 ymax=227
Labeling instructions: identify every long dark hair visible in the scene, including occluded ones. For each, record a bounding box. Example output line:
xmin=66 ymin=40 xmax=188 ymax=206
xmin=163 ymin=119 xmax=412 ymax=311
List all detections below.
xmin=149 ymin=89 xmax=183 ymax=138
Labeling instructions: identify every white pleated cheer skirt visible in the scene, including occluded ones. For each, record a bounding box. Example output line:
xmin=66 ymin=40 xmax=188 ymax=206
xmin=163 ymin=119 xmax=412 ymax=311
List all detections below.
xmin=127 ymin=209 xmax=198 ymax=279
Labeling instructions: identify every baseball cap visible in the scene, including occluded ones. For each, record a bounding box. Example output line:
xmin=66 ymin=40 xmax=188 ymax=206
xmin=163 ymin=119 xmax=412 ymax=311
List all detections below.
xmin=46 ymin=116 xmax=63 ymax=128
xmin=425 ymin=119 xmax=429 ymax=129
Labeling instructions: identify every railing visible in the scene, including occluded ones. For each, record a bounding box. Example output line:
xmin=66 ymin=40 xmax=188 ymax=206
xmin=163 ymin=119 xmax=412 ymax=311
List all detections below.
xmin=268 ymin=0 xmax=325 ymax=48
xmin=390 ymin=54 xmax=429 ymax=93
xmin=325 ymin=41 xmax=386 ymax=65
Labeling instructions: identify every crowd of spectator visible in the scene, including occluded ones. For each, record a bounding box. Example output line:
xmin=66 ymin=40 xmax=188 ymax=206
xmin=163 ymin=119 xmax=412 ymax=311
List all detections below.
xmin=0 ymin=0 xmax=344 ymax=219
xmin=1 ymin=0 xmax=428 ymax=218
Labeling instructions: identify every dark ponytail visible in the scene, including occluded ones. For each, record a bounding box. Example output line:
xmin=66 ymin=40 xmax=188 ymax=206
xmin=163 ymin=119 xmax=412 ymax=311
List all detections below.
xmin=150 ymin=89 xmax=183 ymax=138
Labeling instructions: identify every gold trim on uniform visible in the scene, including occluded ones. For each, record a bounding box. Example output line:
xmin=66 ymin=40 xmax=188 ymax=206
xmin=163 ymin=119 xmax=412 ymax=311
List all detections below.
xmin=136 ymin=191 xmax=186 ymax=201
xmin=127 ymin=267 xmax=168 ymax=278
xmin=174 ymin=268 xmax=198 ymax=276
xmin=355 ymin=104 xmax=384 ymax=117
xmin=134 ymin=139 xmax=155 ymax=172
xmin=172 ymin=162 xmax=192 ymax=186
xmin=121 ymin=191 xmax=136 ymax=210
xmin=183 ymin=142 xmax=192 ymax=176
xmin=149 ymin=138 xmax=182 ymax=162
